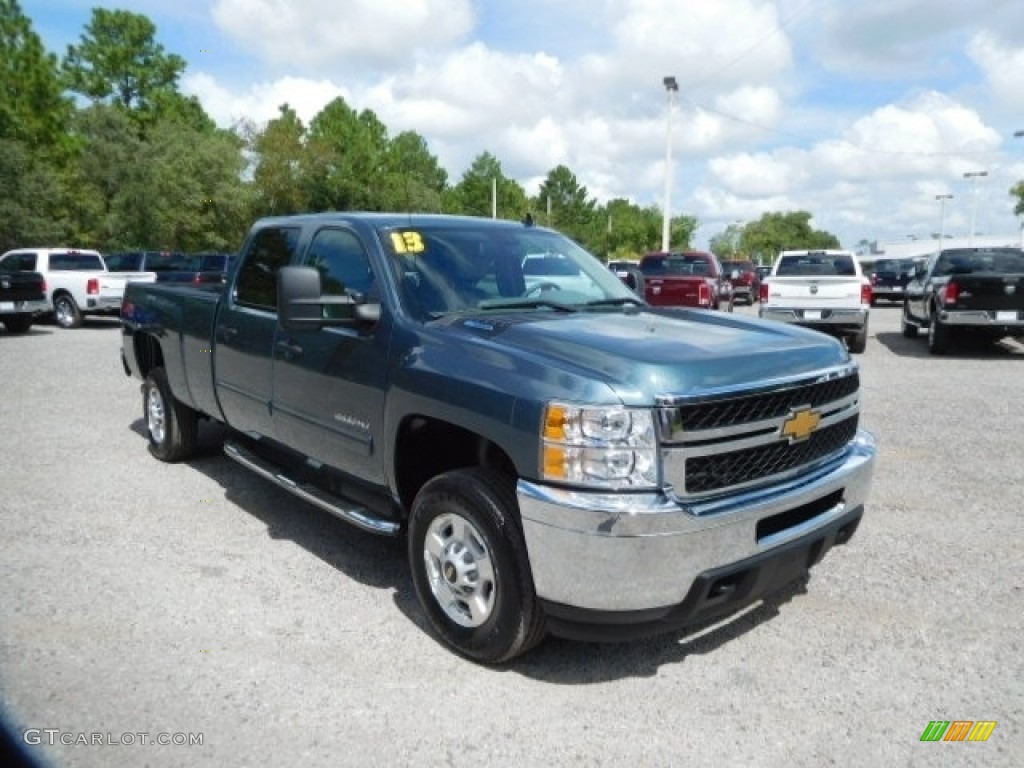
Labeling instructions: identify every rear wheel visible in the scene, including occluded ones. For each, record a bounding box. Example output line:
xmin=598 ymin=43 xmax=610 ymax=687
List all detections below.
xmin=927 ymin=312 xmax=951 ymax=355
xmin=143 ymin=367 xmax=199 ymax=461
xmin=2 ymin=313 xmax=33 ymax=334
xmin=53 ymin=292 xmax=83 ymax=328
xmin=408 ymin=467 xmax=546 ymax=663
xmin=848 ymin=320 xmax=868 ymax=354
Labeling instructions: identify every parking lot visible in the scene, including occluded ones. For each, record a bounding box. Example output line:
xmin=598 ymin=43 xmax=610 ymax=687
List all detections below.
xmin=1 ymin=304 xmax=1021 ymax=768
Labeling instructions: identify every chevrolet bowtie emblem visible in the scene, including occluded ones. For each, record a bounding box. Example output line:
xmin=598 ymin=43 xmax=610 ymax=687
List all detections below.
xmin=782 ymin=408 xmax=821 ymax=442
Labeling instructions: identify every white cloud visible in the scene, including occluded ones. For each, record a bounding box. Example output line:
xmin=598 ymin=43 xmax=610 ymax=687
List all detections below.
xmin=968 ymin=32 xmax=1024 ymax=111
xmin=182 ymin=71 xmax=347 ymax=127
xmin=210 ymin=0 xmax=474 ymax=70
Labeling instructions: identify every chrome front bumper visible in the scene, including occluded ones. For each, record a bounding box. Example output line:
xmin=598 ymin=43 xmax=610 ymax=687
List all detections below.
xmin=517 ymin=430 xmax=876 ymax=613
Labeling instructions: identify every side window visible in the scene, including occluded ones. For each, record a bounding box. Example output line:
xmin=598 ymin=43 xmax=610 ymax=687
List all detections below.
xmin=305 ymin=228 xmax=375 ymax=300
xmin=234 ymin=227 xmax=301 ymax=310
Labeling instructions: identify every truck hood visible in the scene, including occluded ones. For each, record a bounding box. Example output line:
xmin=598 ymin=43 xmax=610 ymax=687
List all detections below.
xmin=429 ymin=307 xmax=848 ymax=404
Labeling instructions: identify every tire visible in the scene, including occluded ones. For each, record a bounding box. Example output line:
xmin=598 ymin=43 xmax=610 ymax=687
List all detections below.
xmin=143 ymin=367 xmax=199 ymax=462
xmin=901 ymin=303 xmax=918 ymax=338
xmin=927 ymin=312 xmax=950 ymax=355
xmin=53 ymin=292 xmax=83 ymax=328
xmin=408 ymin=467 xmax=546 ymax=663
xmin=848 ymin=320 xmax=868 ymax=354
xmin=2 ymin=313 xmax=33 ymax=334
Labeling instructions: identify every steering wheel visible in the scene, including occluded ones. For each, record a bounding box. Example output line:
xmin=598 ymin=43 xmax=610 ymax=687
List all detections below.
xmin=525 ymin=281 xmax=562 ymax=297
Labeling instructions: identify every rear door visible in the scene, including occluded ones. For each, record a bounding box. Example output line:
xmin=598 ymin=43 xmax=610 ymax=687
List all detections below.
xmin=214 ymin=226 xmax=301 ymax=438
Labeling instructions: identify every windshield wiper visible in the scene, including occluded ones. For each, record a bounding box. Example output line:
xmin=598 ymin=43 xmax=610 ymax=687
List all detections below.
xmin=584 ymin=297 xmax=645 ymax=308
xmin=478 ymin=298 xmax=578 ymax=313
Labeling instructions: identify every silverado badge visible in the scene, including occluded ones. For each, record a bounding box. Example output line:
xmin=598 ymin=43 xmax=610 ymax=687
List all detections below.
xmin=782 ymin=408 xmax=821 ymax=442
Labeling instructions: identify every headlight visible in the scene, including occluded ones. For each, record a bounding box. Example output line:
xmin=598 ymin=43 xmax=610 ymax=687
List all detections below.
xmin=541 ymin=403 xmax=658 ymax=489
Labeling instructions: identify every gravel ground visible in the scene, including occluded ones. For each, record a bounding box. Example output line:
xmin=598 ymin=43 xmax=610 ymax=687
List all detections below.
xmin=1 ymin=305 xmax=1021 ymax=768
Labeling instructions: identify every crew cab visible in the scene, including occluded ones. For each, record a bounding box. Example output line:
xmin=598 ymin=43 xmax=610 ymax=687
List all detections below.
xmin=759 ymin=249 xmax=872 ymax=353
xmin=901 ymin=246 xmax=1024 ymax=354
xmin=638 ymin=251 xmax=733 ymax=310
xmin=0 ymin=268 xmax=47 ymax=334
xmin=0 ymin=247 xmax=153 ymax=328
xmin=121 ymin=213 xmax=876 ymax=663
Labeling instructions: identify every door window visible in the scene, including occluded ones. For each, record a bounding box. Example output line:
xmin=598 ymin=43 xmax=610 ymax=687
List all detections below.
xmin=234 ymin=227 xmax=300 ymax=310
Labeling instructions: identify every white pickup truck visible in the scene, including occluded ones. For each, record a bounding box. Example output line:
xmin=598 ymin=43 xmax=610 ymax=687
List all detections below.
xmin=758 ymin=249 xmax=872 ymax=353
xmin=0 ymin=248 xmax=154 ymax=328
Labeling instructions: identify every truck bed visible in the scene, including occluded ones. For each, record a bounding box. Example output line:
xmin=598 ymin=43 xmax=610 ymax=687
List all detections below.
xmin=121 ymin=281 xmax=224 ymax=419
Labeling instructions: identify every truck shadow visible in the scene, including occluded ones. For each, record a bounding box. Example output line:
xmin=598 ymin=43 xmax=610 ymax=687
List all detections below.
xmin=874 ymin=331 xmax=1024 ymax=359
xmin=509 ymin=576 xmax=810 ymax=682
xmin=129 ymin=417 xmax=812 ymax=679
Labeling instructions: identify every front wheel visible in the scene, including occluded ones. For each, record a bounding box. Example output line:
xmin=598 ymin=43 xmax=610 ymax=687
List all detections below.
xmin=901 ymin=303 xmax=918 ymax=338
xmin=53 ymin=293 xmax=83 ymax=328
xmin=143 ymin=367 xmax=198 ymax=462
xmin=408 ymin=468 xmax=546 ymax=663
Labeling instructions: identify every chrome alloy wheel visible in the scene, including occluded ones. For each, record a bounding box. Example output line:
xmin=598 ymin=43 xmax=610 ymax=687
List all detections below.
xmin=54 ymin=296 xmax=74 ymax=327
xmin=422 ymin=512 xmax=496 ymax=628
xmin=146 ymin=384 xmax=167 ymax=445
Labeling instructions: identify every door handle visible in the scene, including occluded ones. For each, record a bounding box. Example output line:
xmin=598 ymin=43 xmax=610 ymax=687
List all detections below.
xmin=220 ymin=326 xmax=238 ymax=342
xmin=275 ymin=338 xmax=303 ymax=357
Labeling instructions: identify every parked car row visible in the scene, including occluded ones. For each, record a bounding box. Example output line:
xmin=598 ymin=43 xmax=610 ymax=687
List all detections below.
xmin=0 ymin=247 xmax=236 ymax=330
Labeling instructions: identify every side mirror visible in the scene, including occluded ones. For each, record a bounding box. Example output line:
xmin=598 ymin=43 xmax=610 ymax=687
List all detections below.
xmin=278 ymin=265 xmax=379 ymax=331
xmin=278 ymin=265 xmax=324 ymax=331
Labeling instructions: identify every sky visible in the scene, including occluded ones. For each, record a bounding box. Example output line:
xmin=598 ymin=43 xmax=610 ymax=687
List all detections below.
xmin=25 ymin=0 xmax=1024 ymax=252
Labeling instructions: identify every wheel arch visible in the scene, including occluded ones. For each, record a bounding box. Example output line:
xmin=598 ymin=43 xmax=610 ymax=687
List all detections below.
xmin=132 ymin=331 xmax=165 ymax=379
xmin=393 ymin=414 xmax=518 ymax=517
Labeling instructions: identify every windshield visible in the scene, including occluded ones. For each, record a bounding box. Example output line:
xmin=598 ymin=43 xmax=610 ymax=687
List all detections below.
xmin=377 ymin=223 xmax=640 ymax=317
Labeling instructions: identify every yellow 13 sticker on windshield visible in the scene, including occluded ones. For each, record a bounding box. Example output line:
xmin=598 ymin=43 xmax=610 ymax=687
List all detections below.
xmin=390 ymin=231 xmax=425 ymax=254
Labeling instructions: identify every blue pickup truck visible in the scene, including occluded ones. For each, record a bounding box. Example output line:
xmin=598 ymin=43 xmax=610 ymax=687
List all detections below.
xmin=120 ymin=212 xmax=876 ymax=663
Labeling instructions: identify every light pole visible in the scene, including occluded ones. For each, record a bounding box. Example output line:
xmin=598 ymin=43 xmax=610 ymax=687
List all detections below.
xmin=936 ymin=193 xmax=952 ymax=247
xmin=661 ymin=76 xmax=678 ymax=253
xmin=1015 ymin=131 xmax=1023 ymax=246
xmin=963 ymin=170 xmax=987 ymax=247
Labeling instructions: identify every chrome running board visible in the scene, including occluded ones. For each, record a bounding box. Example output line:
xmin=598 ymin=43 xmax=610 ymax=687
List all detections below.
xmin=224 ymin=440 xmax=400 ymax=536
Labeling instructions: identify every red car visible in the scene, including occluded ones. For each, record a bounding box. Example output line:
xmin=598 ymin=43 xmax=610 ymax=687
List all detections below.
xmin=638 ymin=251 xmax=733 ymax=311
xmin=719 ymin=259 xmax=760 ymax=305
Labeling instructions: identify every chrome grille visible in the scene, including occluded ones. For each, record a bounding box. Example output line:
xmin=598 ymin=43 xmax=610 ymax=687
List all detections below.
xmin=659 ymin=366 xmax=861 ymax=500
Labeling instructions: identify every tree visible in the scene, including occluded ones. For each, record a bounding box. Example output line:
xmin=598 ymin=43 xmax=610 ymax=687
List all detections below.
xmin=710 ymin=222 xmax=746 ymax=259
xmin=0 ymin=139 xmax=66 ymax=251
xmin=384 ymin=130 xmax=448 ymax=213
xmin=450 ymin=152 xmax=527 ymax=220
xmin=62 ymin=8 xmax=185 ymax=111
xmin=247 ymin=104 xmax=309 ymax=217
xmin=304 ymin=97 xmax=392 ymax=211
xmin=739 ymin=211 xmax=840 ymax=265
xmin=534 ymin=165 xmax=597 ymax=244
xmin=0 ymin=0 xmax=71 ymax=147
xmin=1011 ymin=180 xmax=1024 ymax=218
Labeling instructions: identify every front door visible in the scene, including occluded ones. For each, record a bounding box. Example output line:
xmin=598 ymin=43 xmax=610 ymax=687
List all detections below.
xmin=271 ymin=226 xmax=389 ymax=485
